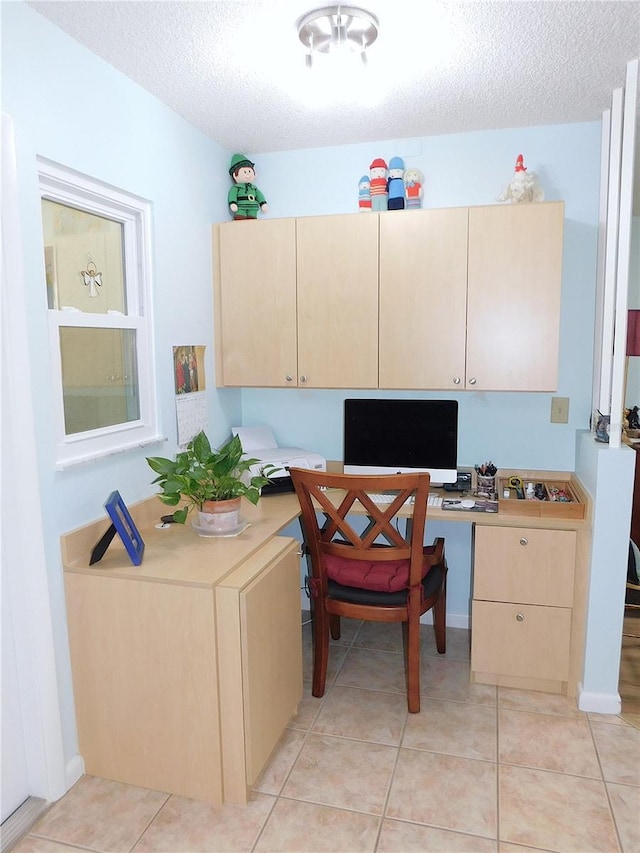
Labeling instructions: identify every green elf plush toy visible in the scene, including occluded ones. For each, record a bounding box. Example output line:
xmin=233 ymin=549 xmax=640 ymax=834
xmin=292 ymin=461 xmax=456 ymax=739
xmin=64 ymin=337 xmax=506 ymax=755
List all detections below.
xmin=228 ymin=154 xmax=268 ymax=220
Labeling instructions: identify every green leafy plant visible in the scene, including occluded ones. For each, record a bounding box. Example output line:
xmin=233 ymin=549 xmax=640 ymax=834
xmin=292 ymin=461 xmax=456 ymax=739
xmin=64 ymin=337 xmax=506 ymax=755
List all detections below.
xmin=146 ymin=431 xmax=274 ymax=524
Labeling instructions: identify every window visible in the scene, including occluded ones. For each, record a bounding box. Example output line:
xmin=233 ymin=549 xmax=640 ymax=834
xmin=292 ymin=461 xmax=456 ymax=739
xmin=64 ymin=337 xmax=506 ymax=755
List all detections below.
xmin=39 ymin=159 xmax=160 ymax=469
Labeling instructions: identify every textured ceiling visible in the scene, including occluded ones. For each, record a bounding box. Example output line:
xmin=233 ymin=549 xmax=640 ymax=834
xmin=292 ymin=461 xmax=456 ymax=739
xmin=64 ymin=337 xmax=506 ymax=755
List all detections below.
xmin=27 ymin=0 xmax=639 ymax=155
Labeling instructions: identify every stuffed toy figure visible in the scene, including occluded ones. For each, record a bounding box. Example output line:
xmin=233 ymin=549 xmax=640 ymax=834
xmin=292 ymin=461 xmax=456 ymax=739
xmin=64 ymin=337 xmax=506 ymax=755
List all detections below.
xmin=369 ymin=158 xmax=388 ymax=212
xmin=404 ymin=168 xmax=423 ymax=209
xmin=498 ymin=154 xmax=545 ymax=204
xmin=228 ymin=154 xmax=268 ymax=220
xmin=358 ymin=175 xmax=371 ymax=211
xmin=387 ymin=156 xmax=405 ymax=210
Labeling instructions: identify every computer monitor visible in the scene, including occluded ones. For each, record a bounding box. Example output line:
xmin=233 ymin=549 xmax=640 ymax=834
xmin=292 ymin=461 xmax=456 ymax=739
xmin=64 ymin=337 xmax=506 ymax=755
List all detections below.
xmin=343 ymin=398 xmax=458 ymax=485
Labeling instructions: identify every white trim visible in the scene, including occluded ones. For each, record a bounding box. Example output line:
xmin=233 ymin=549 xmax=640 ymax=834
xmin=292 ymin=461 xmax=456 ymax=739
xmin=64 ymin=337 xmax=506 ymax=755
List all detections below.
xmin=2 ymin=114 xmax=67 ymax=803
xmin=577 ymin=683 xmax=622 ymax=715
xmin=610 ymin=58 xmax=639 ymax=446
xmin=65 ymin=754 xmax=84 ymax=791
xmin=592 ymin=109 xmax=610 ymax=413
xmin=599 ymin=87 xmax=624 ymax=417
xmin=38 ymin=158 xmax=159 ymax=468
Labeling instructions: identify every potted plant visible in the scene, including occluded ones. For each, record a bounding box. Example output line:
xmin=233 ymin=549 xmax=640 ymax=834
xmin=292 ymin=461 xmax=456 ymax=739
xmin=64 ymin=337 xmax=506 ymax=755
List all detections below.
xmin=146 ymin=431 xmax=274 ymax=534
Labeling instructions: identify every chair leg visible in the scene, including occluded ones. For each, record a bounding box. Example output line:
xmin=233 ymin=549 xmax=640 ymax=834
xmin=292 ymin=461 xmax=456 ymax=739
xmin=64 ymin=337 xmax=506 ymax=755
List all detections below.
xmin=312 ymin=604 xmax=330 ymax=699
xmin=406 ymin=615 xmax=421 ymax=713
xmin=433 ymin=580 xmax=447 ymax=655
xmin=329 ymin=612 xmax=341 ymax=640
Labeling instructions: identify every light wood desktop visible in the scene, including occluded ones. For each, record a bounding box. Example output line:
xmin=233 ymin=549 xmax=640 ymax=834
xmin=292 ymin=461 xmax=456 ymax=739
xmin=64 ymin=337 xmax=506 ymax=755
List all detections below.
xmin=61 ymin=474 xmax=590 ymax=805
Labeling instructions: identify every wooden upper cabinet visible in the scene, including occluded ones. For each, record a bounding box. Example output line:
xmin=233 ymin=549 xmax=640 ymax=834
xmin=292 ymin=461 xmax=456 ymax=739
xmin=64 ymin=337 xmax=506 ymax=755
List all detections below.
xmin=215 ymin=218 xmax=297 ymax=387
xmin=467 ymin=202 xmax=564 ymax=391
xmin=379 ymin=208 xmax=468 ymax=389
xmin=296 ymin=214 xmax=379 ymax=388
xmin=214 ymin=203 xmax=564 ymax=391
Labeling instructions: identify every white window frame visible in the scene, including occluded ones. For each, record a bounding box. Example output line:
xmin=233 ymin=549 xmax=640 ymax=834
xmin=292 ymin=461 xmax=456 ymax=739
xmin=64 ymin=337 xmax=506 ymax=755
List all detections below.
xmin=38 ymin=158 xmax=161 ymax=469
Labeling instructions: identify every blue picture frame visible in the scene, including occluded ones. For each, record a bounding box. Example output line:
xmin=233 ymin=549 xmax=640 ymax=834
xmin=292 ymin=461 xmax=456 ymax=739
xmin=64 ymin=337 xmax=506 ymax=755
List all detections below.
xmin=98 ymin=490 xmax=144 ymax=566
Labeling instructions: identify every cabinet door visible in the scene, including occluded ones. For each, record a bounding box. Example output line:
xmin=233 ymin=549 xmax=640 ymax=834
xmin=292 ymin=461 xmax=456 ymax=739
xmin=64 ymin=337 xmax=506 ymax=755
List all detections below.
xmin=467 ymin=202 xmax=564 ymax=391
xmin=379 ymin=208 xmax=468 ymax=389
xmin=474 ymin=525 xmax=576 ymax=607
xmin=296 ymin=214 xmax=379 ymax=388
xmin=217 ymin=218 xmax=298 ymax=386
xmin=216 ymin=537 xmax=302 ymax=802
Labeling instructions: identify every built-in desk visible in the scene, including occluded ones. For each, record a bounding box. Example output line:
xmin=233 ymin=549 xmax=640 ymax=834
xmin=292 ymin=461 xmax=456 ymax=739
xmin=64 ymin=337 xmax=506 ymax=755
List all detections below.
xmin=62 ymin=477 xmax=590 ymax=805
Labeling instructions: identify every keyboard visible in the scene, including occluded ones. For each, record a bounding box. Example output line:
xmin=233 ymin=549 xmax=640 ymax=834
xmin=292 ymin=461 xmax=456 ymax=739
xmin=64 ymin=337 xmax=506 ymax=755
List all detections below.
xmin=367 ymin=493 xmax=443 ymax=508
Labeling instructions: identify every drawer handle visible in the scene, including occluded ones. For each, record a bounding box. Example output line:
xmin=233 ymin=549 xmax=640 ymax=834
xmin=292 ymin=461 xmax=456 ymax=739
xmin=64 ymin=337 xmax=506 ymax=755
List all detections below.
xmin=516 ymin=613 xmax=525 ymax=622
xmin=519 ymin=537 xmax=528 ymax=546
xmin=300 ymin=375 xmax=307 ymax=383
xmin=285 ymin=374 xmax=293 ymax=382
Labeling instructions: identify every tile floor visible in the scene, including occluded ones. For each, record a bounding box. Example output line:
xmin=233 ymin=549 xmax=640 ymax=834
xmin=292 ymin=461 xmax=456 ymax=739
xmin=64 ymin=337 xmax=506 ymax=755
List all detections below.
xmin=11 ymin=618 xmax=640 ymax=853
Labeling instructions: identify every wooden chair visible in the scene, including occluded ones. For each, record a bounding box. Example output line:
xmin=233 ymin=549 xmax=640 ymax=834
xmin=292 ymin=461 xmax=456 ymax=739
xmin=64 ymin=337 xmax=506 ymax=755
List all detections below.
xmin=290 ymin=468 xmax=447 ymax=713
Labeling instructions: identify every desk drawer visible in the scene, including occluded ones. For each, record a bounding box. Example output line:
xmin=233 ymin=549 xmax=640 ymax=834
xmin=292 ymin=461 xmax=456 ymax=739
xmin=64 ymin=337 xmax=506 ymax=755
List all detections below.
xmin=474 ymin=526 xmax=576 ymax=606
xmin=471 ymin=600 xmax=571 ymax=682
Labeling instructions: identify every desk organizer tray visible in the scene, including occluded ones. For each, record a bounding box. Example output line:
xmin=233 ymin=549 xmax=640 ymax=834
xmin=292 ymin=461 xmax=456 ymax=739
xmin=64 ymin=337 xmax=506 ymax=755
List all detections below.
xmin=498 ymin=479 xmax=585 ymax=519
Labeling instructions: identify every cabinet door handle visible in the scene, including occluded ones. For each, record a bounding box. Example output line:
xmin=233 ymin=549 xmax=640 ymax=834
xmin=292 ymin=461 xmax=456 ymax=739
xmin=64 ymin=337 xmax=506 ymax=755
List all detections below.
xmin=516 ymin=613 xmax=525 ymax=622
xmin=300 ymin=375 xmax=307 ymax=383
xmin=519 ymin=537 xmax=528 ymax=546
xmin=453 ymin=377 xmax=461 ymax=385
xmin=285 ymin=374 xmax=293 ymax=382
xmin=468 ymin=377 xmax=477 ymax=386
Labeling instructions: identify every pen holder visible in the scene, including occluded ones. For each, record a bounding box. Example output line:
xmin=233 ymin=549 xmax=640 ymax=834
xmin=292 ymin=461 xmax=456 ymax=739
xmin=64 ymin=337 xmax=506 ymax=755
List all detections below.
xmin=476 ymin=474 xmax=496 ymax=497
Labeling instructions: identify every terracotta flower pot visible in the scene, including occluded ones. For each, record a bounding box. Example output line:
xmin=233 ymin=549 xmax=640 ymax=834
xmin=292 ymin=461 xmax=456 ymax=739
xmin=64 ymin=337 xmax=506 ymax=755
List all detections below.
xmin=198 ymin=497 xmax=241 ymax=533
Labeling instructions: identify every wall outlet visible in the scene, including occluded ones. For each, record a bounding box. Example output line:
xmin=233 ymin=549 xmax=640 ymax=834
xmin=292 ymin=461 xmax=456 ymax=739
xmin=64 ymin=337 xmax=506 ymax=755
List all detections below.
xmin=550 ymin=396 xmax=570 ymax=424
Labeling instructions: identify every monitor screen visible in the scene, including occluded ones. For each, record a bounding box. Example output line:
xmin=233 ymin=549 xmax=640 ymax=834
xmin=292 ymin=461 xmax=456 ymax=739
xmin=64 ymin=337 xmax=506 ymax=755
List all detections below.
xmin=343 ymin=398 xmax=458 ymax=484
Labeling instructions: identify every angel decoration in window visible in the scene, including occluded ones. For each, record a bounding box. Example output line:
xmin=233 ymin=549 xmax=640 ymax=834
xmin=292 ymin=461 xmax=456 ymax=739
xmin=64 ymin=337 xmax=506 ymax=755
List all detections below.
xmin=81 ymin=256 xmax=102 ymax=298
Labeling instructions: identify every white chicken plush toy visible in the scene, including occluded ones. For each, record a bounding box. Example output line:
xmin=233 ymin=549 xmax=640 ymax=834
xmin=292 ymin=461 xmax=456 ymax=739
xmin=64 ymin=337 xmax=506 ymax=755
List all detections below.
xmin=498 ymin=154 xmax=544 ymax=203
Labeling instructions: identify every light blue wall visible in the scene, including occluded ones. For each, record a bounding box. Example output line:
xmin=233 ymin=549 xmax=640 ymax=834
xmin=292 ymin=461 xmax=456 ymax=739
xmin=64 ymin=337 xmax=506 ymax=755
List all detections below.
xmin=3 ymin=2 xmax=240 ymax=766
xmin=244 ymin=124 xmax=602 ymax=470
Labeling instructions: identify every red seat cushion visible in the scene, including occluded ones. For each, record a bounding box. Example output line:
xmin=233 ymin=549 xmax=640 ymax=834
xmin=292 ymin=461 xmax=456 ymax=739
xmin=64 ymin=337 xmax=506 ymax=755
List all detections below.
xmin=324 ymin=549 xmax=436 ymax=593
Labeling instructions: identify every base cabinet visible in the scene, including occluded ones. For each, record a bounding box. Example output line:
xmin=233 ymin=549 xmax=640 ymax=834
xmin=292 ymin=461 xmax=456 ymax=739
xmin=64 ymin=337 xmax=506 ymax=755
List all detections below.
xmin=471 ymin=525 xmax=577 ymax=693
xmin=64 ymin=534 xmax=302 ymax=804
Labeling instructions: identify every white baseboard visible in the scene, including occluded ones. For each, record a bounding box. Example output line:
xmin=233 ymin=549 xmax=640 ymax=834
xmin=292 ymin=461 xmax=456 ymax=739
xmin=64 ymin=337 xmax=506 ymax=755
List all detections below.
xmin=301 ymin=609 xmax=469 ymax=631
xmin=64 ymin=754 xmax=84 ymax=794
xmin=421 ymin=612 xmax=469 ymax=630
xmin=577 ymin=683 xmax=622 ymax=715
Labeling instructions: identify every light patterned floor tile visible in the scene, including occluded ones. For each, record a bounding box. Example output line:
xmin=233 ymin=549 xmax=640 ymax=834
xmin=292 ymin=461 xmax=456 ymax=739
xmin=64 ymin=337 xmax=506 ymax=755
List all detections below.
xmin=288 ymin=680 xmax=324 ymax=731
xmin=254 ymin=798 xmax=379 ymax=852
xmin=133 ymin=792 xmax=275 ymax=852
xmin=499 ymin=709 xmax=601 ymax=777
xmin=352 ymin=620 xmax=405 ymax=652
xmin=29 ymin=776 xmax=168 ymax=853
xmin=11 ymin=839 xmax=94 ymax=853
xmin=335 ymin=647 xmax=407 ymax=694
xmin=499 ymin=764 xmax=619 ymax=852
xmin=252 ymin=728 xmax=307 ymax=795
xmin=281 ymin=733 xmax=397 ymax=815
xmin=377 ymin=819 xmax=497 ymax=852
xmin=423 ymin=625 xmax=471 ymax=661
xmin=302 ymin=641 xmax=349 ymax=687
xmin=591 ymin=719 xmax=640 ymax=786
xmin=312 ymin=684 xmax=408 ymax=744
xmin=386 ymin=749 xmax=497 ymax=838
xmin=606 ymin=782 xmax=640 ymax=853
xmin=422 ymin=656 xmax=497 ymax=705
xmin=403 ymin=697 xmax=497 ymax=761
xmin=498 ymin=687 xmax=585 ymax=718
xmin=587 ymin=712 xmax=629 ymax=726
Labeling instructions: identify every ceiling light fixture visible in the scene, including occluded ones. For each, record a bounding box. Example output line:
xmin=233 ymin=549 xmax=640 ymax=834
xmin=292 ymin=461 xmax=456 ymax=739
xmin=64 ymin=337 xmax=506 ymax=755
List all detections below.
xmin=297 ymin=5 xmax=379 ymax=69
